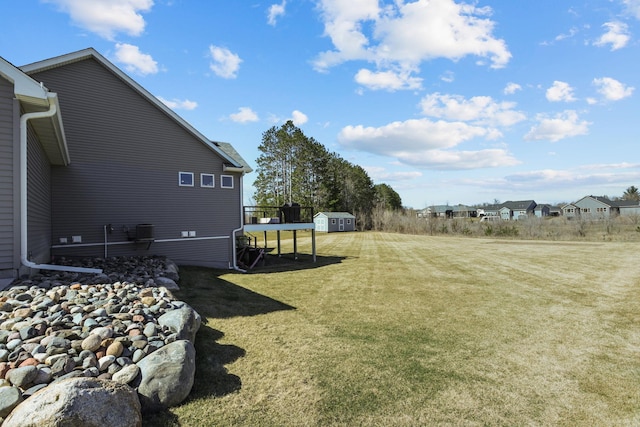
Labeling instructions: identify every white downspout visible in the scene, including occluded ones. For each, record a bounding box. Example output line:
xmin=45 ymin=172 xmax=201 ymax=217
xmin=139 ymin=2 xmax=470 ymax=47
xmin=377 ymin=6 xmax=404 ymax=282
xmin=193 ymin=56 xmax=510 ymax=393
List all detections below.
xmin=231 ymin=173 xmax=246 ymax=273
xmin=20 ymin=103 xmax=102 ymax=274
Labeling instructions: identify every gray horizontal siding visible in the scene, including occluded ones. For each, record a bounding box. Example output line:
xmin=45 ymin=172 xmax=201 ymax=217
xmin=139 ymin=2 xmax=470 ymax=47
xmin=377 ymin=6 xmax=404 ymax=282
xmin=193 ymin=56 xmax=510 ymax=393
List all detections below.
xmin=0 ymin=77 xmax=15 ymax=269
xmin=26 ymin=125 xmax=52 ymax=265
xmin=31 ymin=58 xmax=242 ymax=267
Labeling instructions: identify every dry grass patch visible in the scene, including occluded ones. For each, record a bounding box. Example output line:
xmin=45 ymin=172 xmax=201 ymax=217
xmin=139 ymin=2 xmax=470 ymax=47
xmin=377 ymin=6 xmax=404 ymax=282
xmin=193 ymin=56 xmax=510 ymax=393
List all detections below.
xmin=147 ymin=232 xmax=640 ymax=426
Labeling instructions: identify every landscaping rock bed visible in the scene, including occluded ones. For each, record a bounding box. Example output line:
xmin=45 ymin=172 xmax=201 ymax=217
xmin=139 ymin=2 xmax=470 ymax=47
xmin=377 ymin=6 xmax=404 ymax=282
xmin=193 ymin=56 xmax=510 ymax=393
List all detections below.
xmin=0 ymin=256 xmax=200 ymax=425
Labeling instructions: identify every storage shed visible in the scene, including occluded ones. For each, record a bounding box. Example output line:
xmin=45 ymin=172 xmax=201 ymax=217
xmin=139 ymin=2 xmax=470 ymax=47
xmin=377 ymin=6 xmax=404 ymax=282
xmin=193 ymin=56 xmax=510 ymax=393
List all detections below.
xmin=314 ymin=212 xmax=356 ymax=232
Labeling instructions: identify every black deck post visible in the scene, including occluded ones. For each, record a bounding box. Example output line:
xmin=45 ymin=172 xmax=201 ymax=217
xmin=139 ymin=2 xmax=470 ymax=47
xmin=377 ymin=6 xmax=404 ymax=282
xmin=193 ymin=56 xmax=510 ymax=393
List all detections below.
xmin=293 ymin=230 xmax=297 ymax=260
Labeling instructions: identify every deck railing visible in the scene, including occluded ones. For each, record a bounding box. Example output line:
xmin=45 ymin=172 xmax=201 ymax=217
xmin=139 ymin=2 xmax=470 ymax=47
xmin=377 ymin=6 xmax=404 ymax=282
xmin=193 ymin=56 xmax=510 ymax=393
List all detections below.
xmin=243 ymin=205 xmax=314 ymax=225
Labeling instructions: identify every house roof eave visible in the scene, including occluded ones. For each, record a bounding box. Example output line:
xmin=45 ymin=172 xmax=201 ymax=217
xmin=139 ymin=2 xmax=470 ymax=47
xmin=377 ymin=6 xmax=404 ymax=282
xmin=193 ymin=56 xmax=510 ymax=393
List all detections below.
xmin=20 ymin=48 xmax=247 ymax=171
xmin=1 ymin=56 xmax=69 ymax=166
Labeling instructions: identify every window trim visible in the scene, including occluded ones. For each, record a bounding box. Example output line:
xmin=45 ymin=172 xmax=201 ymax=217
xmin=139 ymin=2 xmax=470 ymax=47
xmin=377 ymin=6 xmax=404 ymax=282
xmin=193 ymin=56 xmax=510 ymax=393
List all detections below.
xmin=179 ymin=171 xmax=194 ymax=187
xmin=200 ymin=173 xmax=215 ymax=188
xmin=221 ymin=174 xmax=234 ymax=189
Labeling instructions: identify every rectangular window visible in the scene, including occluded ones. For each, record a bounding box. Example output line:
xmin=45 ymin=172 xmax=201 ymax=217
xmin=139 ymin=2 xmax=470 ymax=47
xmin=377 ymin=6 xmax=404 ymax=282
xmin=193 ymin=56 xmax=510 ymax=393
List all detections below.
xmin=201 ymin=173 xmax=215 ymax=188
xmin=347 ymin=219 xmax=351 ymax=224
xmin=221 ymin=175 xmax=234 ymax=189
xmin=179 ymin=172 xmax=194 ymax=187
xmin=331 ymin=219 xmax=336 ymax=225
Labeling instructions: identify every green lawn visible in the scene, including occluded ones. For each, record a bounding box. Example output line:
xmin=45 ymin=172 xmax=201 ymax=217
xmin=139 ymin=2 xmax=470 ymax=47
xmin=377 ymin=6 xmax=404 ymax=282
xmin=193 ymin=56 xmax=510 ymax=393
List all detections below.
xmin=146 ymin=231 xmax=640 ymax=426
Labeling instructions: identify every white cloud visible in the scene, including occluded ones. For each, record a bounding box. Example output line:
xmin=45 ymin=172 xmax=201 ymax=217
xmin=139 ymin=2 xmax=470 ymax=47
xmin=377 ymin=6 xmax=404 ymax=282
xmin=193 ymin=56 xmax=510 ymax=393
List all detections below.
xmin=313 ymin=0 xmax=510 ymax=84
xmin=337 ymin=118 xmax=519 ymax=170
xmin=230 ymin=107 xmax=259 ymax=123
xmin=291 ymin=110 xmax=308 ymax=125
xmin=546 ymin=81 xmax=576 ymax=102
xmin=504 ymin=82 xmax=522 ymax=95
xmin=502 ymin=163 xmax=640 ymax=191
xmin=396 ymin=148 xmax=520 ymax=170
xmin=594 ymin=21 xmax=630 ymax=50
xmin=440 ymin=71 xmax=455 ymax=83
xmin=267 ymin=1 xmax=286 ymax=26
xmin=555 ymin=27 xmax=579 ymax=42
xmin=114 ymin=43 xmax=158 ymax=75
xmin=44 ymin=0 xmax=153 ymax=40
xmin=524 ymin=110 xmax=591 ymax=142
xmin=157 ymin=96 xmax=197 ymax=110
xmin=209 ymin=45 xmax=242 ymax=79
xmin=419 ymin=93 xmax=526 ymax=127
xmin=593 ymin=77 xmax=635 ymax=101
xmin=622 ymin=0 xmax=640 ymax=19
xmin=354 ymin=68 xmax=422 ymax=91
xmin=365 ymin=167 xmax=423 ymax=181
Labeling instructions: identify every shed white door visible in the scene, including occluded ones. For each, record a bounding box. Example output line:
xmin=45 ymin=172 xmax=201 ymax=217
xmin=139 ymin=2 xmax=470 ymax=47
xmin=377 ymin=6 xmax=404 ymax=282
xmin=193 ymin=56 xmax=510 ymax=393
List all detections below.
xmin=339 ymin=218 xmax=344 ymax=231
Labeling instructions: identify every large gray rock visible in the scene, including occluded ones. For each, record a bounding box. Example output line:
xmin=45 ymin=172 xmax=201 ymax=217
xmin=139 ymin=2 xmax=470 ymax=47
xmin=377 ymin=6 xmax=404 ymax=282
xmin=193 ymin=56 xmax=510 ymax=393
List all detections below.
xmin=158 ymin=304 xmax=201 ymax=342
xmin=154 ymin=276 xmax=179 ymax=291
xmin=135 ymin=340 xmax=195 ymax=413
xmin=6 ymin=366 xmax=38 ymax=388
xmin=2 ymin=377 xmax=141 ymax=427
xmin=0 ymin=386 xmax=23 ymax=418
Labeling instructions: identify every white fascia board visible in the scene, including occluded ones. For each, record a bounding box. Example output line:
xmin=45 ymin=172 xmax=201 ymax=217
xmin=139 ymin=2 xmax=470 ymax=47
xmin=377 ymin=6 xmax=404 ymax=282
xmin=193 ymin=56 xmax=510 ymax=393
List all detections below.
xmin=0 ymin=56 xmax=49 ymax=104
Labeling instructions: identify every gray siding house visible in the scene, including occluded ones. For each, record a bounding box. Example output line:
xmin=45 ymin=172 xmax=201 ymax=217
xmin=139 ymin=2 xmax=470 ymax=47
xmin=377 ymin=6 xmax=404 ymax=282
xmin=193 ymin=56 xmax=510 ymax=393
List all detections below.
xmin=1 ymin=48 xmax=251 ymax=283
xmin=500 ymin=200 xmax=537 ymax=220
xmin=314 ymin=212 xmax=356 ymax=232
xmin=570 ymin=195 xmax=639 ymax=218
xmin=561 ymin=203 xmax=579 ymax=219
xmin=619 ymin=202 xmax=640 ymax=216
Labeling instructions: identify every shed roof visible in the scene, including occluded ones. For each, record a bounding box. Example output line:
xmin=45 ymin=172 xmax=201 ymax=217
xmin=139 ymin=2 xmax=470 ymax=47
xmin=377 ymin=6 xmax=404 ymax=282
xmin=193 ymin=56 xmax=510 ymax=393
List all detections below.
xmin=314 ymin=212 xmax=355 ymax=219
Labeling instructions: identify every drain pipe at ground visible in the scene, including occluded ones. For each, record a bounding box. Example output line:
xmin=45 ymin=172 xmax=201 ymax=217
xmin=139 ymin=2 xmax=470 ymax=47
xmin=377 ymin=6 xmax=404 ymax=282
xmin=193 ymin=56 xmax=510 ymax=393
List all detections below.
xmin=20 ymin=98 xmax=102 ymax=274
xmin=230 ymin=173 xmax=246 ymax=273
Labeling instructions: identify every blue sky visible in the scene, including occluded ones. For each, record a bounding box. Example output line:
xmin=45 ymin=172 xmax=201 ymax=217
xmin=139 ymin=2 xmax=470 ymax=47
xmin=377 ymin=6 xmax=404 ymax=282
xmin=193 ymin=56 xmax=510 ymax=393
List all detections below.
xmin=2 ymin=0 xmax=639 ymax=208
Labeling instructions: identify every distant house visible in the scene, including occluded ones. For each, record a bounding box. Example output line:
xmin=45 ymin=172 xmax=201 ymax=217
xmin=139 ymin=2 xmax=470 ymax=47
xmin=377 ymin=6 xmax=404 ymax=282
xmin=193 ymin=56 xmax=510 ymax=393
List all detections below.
xmin=548 ymin=206 xmax=562 ymax=217
xmin=533 ymin=204 xmax=551 ymax=218
xmin=480 ymin=204 xmax=502 ymax=218
xmin=430 ymin=205 xmax=453 ymax=218
xmin=314 ymin=212 xmax=356 ymax=232
xmin=570 ymin=195 xmax=640 ymax=219
xmin=619 ymin=201 xmax=640 ymax=216
xmin=452 ymin=204 xmax=477 ymax=218
xmin=416 ymin=207 xmax=431 ymax=218
xmin=561 ymin=203 xmax=579 ymax=219
xmin=1 ymin=48 xmax=251 ymax=283
xmin=499 ymin=200 xmax=537 ymax=220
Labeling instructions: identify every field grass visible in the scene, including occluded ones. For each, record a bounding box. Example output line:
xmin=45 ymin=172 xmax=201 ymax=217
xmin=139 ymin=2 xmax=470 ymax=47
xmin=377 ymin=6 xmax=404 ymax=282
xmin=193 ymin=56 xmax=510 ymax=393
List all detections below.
xmin=145 ymin=231 xmax=640 ymax=426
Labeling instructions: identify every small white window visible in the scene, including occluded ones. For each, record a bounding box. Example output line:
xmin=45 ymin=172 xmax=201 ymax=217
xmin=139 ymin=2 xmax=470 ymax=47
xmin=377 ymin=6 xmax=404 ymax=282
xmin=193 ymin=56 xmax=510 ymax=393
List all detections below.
xmin=221 ymin=175 xmax=234 ymax=189
xmin=331 ymin=219 xmax=336 ymax=225
xmin=201 ymin=173 xmax=215 ymax=188
xmin=347 ymin=219 xmax=351 ymax=224
xmin=179 ymin=172 xmax=194 ymax=187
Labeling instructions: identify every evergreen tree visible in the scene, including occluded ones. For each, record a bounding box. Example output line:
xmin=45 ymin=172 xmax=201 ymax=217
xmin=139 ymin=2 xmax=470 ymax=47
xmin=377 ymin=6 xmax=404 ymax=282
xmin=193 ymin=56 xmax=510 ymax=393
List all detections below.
xmin=374 ymin=183 xmax=403 ymax=210
xmin=252 ymin=121 xmax=399 ymax=230
xmin=622 ymin=185 xmax=640 ymax=201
